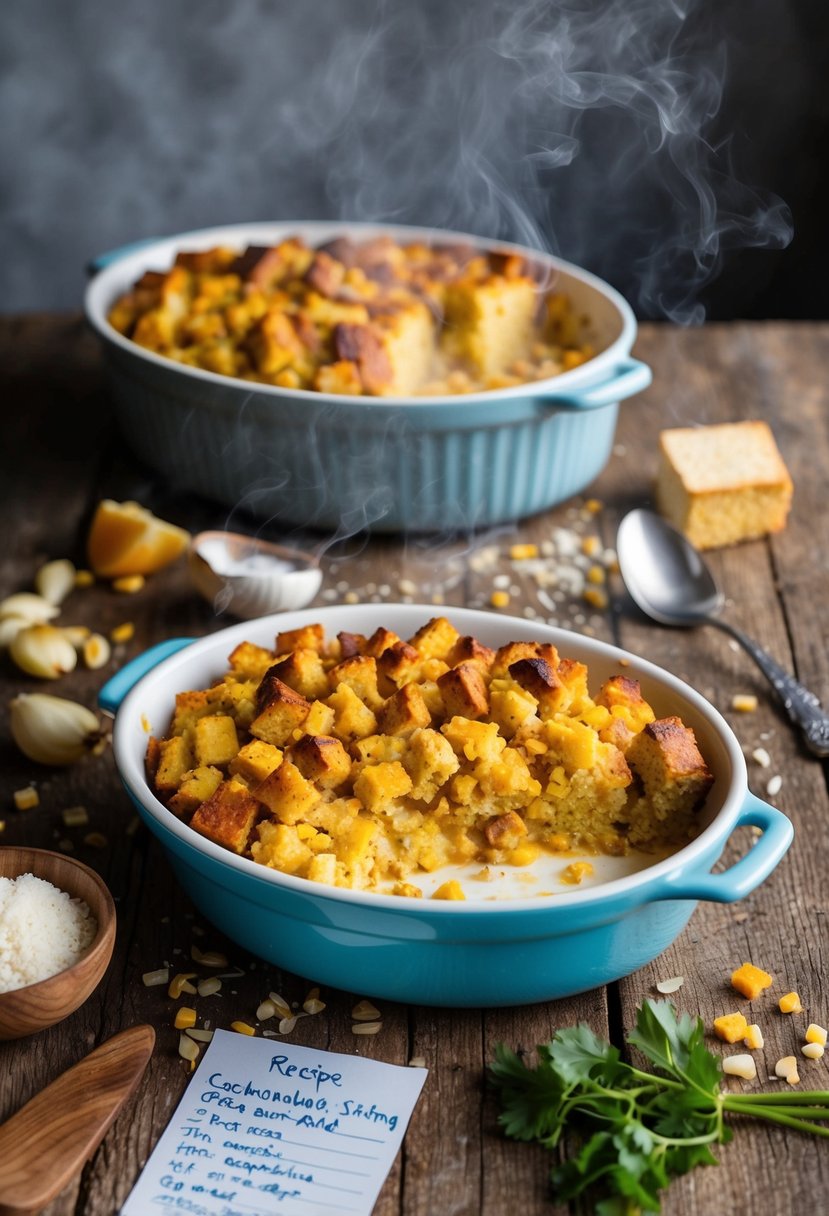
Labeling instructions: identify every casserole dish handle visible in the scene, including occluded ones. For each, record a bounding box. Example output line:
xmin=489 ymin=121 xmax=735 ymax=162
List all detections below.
xmin=650 ymin=795 xmax=792 ymax=903
xmin=86 ymin=239 xmax=162 ymax=277
xmin=98 ymin=638 xmax=194 ymax=716
xmin=538 ymin=357 xmax=652 ymax=412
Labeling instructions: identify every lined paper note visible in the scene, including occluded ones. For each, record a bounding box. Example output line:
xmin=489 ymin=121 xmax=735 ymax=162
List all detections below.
xmin=121 ymin=1030 xmax=427 ymax=1216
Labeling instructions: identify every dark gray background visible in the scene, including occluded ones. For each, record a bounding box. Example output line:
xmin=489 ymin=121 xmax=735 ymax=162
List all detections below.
xmin=3 ymin=0 xmax=827 ymax=319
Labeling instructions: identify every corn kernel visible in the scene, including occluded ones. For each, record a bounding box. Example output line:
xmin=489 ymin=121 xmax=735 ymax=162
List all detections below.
xmin=185 ymin=1028 xmax=214 ymax=1043
xmin=168 ymin=972 xmax=198 ymax=999
xmin=805 ymin=1023 xmax=827 ymax=1045
xmin=490 ymin=590 xmax=510 ymax=609
xmin=581 ymin=535 xmax=601 ymax=556
xmin=231 ymin=1021 xmax=256 ymax=1036
xmin=509 ymin=543 xmax=538 ymax=560
xmin=178 ymin=1033 xmax=199 ymax=1062
xmin=13 ymin=786 xmax=39 ymax=810
xmin=731 ymin=694 xmax=758 ymax=712
xmin=560 ymin=861 xmax=594 ymax=885
xmin=142 ymin=967 xmax=169 ymax=987
xmin=112 ymin=574 xmax=146 ymax=594
xmin=802 ymin=1042 xmax=825 ymax=1060
xmin=191 ymin=945 xmax=229 ymax=968
xmin=83 ymin=634 xmax=111 ymax=670
xmin=722 ymin=1054 xmax=757 ymax=1080
xmin=110 ymin=621 xmax=135 ymax=644
xmin=74 ymin=569 xmax=95 ymax=588
xmin=62 ymin=805 xmax=89 ymax=827
xmin=779 ymin=991 xmax=803 ymax=1014
xmin=713 ymin=1012 xmax=749 ymax=1043
xmin=582 ymin=587 xmax=608 ymax=610
xmin=731 ymin=962 xmax=774 ymax=1001
xmin=257 ymin=999 xmax=277 ymax=1021
xmin=83 ymin=831 xmax=108 ymax=849
xmin=586 ymin=564 xmax=606 ymax=585
xmin=197 ymin=977 xmax=222 ymax=997
xmin=585 ymin=498 xmax=603 ymax=514
xmin=432 ymin=880 xmax=466 ymax=900
xmin=743 ymin=1024 xmax=765 ymax=1051
xmin=174 ymin=1007 xmax=197 ymax=1030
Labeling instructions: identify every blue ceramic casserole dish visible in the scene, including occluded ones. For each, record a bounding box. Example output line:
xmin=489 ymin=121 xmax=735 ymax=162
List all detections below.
xmin=101 ymin=605 xmax=792 ymax=1008
xmin=84 ymin=222 xmax=651 ymax=532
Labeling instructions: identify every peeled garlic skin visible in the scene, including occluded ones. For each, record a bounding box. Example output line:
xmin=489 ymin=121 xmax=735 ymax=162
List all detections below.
xmin=10 ymin=623 xmax=78 ymax=679
xmin=9 ymin=693 xmax=100 ymax=765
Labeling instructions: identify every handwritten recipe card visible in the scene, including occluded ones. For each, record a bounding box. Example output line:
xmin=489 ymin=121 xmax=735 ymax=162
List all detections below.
xmin=122 ymin=1030 xmax=427 ymax=1216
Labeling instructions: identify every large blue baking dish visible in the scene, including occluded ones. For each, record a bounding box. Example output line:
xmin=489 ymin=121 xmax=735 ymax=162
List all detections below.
xmin=101 ymin=605 xmax=792 ymax=1008
xmin=84 ymin=222 xmax=650 ymax=532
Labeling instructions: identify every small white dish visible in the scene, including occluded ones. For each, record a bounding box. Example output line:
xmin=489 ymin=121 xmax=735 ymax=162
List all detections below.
xmin=188 ymin=531 xmax=322 ymax=619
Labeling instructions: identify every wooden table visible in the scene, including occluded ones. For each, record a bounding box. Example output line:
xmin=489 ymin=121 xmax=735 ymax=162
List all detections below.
xmin=1 ymin=316 xmax=827 ymax=1216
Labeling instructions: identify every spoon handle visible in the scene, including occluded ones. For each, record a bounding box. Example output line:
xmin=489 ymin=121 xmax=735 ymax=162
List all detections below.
xmin=709 ymin=618 xmax=829 ymax=758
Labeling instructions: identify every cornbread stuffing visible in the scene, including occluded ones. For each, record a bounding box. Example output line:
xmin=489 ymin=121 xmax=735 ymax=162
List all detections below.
xmin=146 ymin=618 xmax=713 ymax=894
xmin=108 ymin=234 xmax=594 ymax=396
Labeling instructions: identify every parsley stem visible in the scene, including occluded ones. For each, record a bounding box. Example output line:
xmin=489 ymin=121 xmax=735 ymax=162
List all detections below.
xmin=725 ymin=1090 xmax=829 ymax=1105
xmin=725 ymin=1104 xmax=829 ymax=1138
xmin=726 ymin=1098 xmax=829 ymax=1121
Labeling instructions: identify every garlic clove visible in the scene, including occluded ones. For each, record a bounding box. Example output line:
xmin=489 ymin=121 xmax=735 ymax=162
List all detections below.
xmin=0 ymin=592 xmax=60 ymax=624
xmin=82 ymin=633 xmax=111 ymax=670
xmin=60 ymin=625 xmax=92 ymax=649
xmin=9 ymin=693 xmax=101 ymax=765
xmin=0 ymin=617 xmax=28 ymax=649
xmin=10 ymin=623 xmax=78 ymax=679
xmin=35 ymin=558 xmax=77 ymax=606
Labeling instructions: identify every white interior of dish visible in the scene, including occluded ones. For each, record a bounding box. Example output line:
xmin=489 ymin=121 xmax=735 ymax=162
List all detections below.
xmin=84 ymin=221 xmax=634 ymax=405
xmin=113 ymin=604 xmax=746 ymax=911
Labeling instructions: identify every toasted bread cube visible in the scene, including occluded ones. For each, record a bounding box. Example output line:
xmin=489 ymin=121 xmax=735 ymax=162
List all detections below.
xmin=252 ymin=821 xmax=313 ymax=874
xmin=492 ymin=641 xmax=559 ymax=678
xmin=443 ymin=274 xmax=536 ymax=377
xmin=542 ymin=717 xmax=598 ymax=772
xmin=304 ymin=699 xmax=336 ymax=736
xmin=596 ymin=676 xmax=655 ymax=751
xmin=353 ymin=762 xmax=413 ymax=813
xmin=336 ymin=631 xmax=367 ymax=659
xmin=483 ymin=810 xmax=528 ymax=850
xmin=326 ymin=655 xmax=383 ymax=709
xmin=353 ymin=734 xmax=408 ymax=766
xmin=155 ymin=735 xmax=194 ymax=792
xmin=508 ymin=657 xmax=565 ymax=718
xmin=378 ymin=683 xmax=432 ymax=736
xmin=250 ymin=680 xmax=311 ymax=746
xmin=488 ymin=683 xmax=538 ymax=738
xmin=255 ymin=761 xmax=321 ymax=825
xmin=408 ymin=616 xmax=460 ymax=661
xmin=447 ymin=635 xmax=495 ymax=670
xmin=377 ymin=640 xmax=421 ymax=689
xmin=145 ymin=735 xmax=162 ymax=781
xmin=555 ymin=658 xmax=592 ymax=713
xmin=364 ymin=627 xmax=402 ymax=658
xmin=228 ymin=640 xmax=276 ymax=680
xmin=167 ymin=766 xmax=224 ymax=818
xmin=339 ymin=816 xmax=377 ymax=868
xmin=270 ymin=648 xmax=329 ymax=701
xmin=731 ymin=962 xmax=774 ymax=1001
xmin=292 ymin=735 xmax=352 ymax=789
xmin=442 ymin=717 xmax=505 ymax=764
xmin=327 ymin=683 xmax=378 ymax=741
xmin=194 ymin=714 xmax=239 ymax=768
xmin=402 ymin=727 xmax=460 ymax=802
xmin=627 ymin=717 xmax=713 ymax=819
xmin=171 ymin=688 xmax=213 ymax=736
xmin=189 ymin=779 xmax=260 ymax=853
xmin=229 ymin=739 xmax=284 ymax=785
xmin=437 ymin=662 xmax=490 ymax=720
xmin=275 ymin=623 xmax=325 ymax=655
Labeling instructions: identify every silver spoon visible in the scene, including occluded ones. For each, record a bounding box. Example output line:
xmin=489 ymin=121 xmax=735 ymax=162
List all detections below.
xmin=616 ymin=508 xmax=829 ymax=758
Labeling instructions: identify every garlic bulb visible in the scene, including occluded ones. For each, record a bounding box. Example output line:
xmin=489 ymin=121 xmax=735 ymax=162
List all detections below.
xmin=10 ymin=623 xmax=78 ymax=679
xmin=9 ymin=693 xmax=101 ymax=765
xmin=0 ymin=592 xmax=59 ymax=624
xmin=35 ymin=558 xmax=77 ymax=606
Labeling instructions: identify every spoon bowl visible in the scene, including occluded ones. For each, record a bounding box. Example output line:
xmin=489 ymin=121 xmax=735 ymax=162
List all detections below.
xmin=0 ymin=848 xmax=116 ymax=1039
xmin=189 ymin=530 xmax=322 ymax=619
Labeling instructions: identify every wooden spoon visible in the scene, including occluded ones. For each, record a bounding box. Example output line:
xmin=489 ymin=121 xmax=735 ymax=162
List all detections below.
xmin=0 ymin=1024 xmax=155 ymax=1216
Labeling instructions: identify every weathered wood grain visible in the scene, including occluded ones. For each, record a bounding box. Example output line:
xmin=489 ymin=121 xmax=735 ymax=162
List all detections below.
xmin=0 ymin=317 xmax=826 ymax=1216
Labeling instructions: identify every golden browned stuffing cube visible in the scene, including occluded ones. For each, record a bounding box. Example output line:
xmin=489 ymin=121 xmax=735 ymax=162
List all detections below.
xmin=228 ymin=739 xmax=284 ymax=785
xmin=304 ymin=250 xmax=346 ymax=298
xmin=626 ymin=717 xmax=713 ymax=841
xmin=303 ymin=699 xmax=336 ymax=736
xmin=275 ymin=624 xmax=325 ymax=655
xmin=145 ymin=735 xmax=161 ymax=781
xmin=292 ymin=735 xmax=352 ymax=789
xmin=402 ymin=727 xmax=460 ymax=801
xmin=488 ymin=683 xmax=539 ymax=738
xmin=443 ymin=274 xmax=537 ymax=377
xmin=378 ymin=683 xmax=432 ymax=736
xmin=327 ymin=683 xmax=378 ymax=741
xmin=336 ymin=631 xmax=367 ymax=659
xmin=313 ymin=360 xmax=363 ymax=396
xmin=228 ymin=640 xmax=276 ymax=680
xmin=250 ymin=680 xmax=311 ymax=746
xmin=596 ymin=675 xmax=655 ymax=752
xmin=255 ymin=761 xmax=321 ymax=825
xmin=483 ymin=810 xmax=528 ymax=850
xmin=409 ymin=616 xmax=460 ymax=661
xmin=326 ymin=655 xmax=383 ymax=709
xmin=377 ymin=640 xmax=421 ymax=690
xmin=508 ymin=657 xmax=565 ymax=718
xmin=364 ymin=627 xmax=402 ymax=658
xmin=245 ymin=309 xmax=306 ymax=377
xmin=252 ymin=821 xmax=314 ymax=875
xmin=556 ymin=658 xmax=591 ymax=712
xmin=170 ymin=688 xmax=212 ymax=736
xmin=353 ymin=734 xmax=408 ymax=766
xmin=190 ymin=779 xmax=261 ymax=853
xmin=194 ymin=714 xmax=239 ymax=768
xmin=154 ymin=735 xmax=194 ymax=792
xmin=353 ymin=761 xmax=413 ymax=813
xmin=491 ymin=641 xmax=559 ymax=678
xmin=332 ymin=322 xmax=393 ymax=395
xmin=167 ymin=766 xmax=224 ymax=818
xmin=437 ymin=662 xmax=490 ymax=720
xmin=270 ymin=648 xmax=329 ymax=701
xmin=447 ymin=635 xmax=495 ymax=670
xmin=442 ymin=717 xmax=505 ymax=764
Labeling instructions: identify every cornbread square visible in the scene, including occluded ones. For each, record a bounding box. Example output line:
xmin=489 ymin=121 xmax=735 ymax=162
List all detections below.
xmin=655 ymin=421 xmax=793 ymax=549
xmin=189 ymin=779 xmax=260 ymax=853
xmin=443 ymin=275 xmax=537 ymax=376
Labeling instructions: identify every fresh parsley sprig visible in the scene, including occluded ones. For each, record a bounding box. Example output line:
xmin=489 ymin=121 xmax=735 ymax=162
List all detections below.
xmin=490 ymin=999 xmax=829 ymax=1214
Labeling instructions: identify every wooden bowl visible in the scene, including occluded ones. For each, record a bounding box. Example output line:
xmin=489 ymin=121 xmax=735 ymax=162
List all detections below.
xmin=0 ymin=848 xmax=116 ymax=1040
